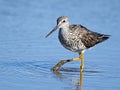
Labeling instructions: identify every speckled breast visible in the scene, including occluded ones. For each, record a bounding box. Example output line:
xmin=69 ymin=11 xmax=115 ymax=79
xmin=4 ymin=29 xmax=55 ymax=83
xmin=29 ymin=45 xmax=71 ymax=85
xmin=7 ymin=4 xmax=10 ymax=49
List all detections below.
xmin=58 ymin=29 xmax=86 ymax=52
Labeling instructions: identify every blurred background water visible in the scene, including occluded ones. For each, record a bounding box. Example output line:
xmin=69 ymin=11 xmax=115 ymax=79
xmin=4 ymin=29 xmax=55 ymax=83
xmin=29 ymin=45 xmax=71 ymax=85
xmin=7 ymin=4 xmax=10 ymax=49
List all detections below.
xmin=0 ymin=0 xmax=120 ymax=90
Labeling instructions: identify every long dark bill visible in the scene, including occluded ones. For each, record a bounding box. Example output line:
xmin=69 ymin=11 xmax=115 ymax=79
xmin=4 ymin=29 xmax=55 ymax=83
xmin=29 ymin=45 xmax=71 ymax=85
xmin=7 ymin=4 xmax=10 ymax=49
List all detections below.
xmin=45 ymin=26 xmax=58 ymax=38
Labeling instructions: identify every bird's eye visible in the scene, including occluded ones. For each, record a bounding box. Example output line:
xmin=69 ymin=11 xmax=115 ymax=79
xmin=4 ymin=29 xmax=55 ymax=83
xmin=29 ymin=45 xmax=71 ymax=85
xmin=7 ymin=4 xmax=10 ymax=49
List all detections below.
xmin=63 ymin=20 xmax=65 ymax=23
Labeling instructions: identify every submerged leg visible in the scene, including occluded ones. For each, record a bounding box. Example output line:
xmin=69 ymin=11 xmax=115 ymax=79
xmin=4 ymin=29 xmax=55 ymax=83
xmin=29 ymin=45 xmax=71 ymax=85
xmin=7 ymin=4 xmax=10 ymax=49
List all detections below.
xmin=52 ymin=53 xmax=84 ymax=72
xmin=52 ymin=59 xmax=73 ymax=71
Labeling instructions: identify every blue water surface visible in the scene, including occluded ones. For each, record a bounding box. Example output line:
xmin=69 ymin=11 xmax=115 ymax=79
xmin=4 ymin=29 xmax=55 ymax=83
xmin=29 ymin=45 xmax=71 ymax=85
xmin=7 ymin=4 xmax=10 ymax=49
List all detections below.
xmin=0 ymin=0 xmax=120 ymax=90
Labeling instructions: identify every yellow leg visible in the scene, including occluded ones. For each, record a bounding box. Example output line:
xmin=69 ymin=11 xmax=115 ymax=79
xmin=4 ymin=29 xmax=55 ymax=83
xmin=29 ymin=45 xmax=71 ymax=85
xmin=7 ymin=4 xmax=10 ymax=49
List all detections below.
xmin=72 ymin=53 xmax=84 ymax=72
xmin=80 ymin=53 xmax=84 ymax=72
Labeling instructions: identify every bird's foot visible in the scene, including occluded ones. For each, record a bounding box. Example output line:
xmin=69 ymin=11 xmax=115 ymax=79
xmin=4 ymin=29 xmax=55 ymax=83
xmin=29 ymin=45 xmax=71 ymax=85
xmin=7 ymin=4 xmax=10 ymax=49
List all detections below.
xmin=51 ymin=60 xmax=72 ymax=71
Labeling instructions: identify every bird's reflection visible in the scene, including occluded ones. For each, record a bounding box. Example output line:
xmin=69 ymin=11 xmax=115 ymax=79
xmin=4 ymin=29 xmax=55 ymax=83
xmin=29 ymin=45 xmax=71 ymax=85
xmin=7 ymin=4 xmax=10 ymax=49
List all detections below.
xmin=52 ymin=68 xmax=84 ymax=90
xmin=79 ymin=71 xmax=83 ymax=90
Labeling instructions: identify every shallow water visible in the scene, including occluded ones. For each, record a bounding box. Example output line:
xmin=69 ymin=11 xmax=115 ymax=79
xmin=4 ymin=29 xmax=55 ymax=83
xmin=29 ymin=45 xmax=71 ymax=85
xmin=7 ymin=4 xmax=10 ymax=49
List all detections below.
xmin=0 ymin=0 xmax=120 ymax=90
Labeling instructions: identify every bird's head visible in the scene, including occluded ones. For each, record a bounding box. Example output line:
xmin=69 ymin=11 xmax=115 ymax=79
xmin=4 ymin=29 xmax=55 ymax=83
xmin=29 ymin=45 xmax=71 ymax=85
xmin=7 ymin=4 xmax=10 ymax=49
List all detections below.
xmin=45 ymin=16 xmax=69 ymax=38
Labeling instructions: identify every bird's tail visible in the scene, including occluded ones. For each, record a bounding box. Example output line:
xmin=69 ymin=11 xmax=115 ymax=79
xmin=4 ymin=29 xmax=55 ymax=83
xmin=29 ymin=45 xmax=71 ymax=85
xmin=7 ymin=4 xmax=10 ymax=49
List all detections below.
xmin=100 ymin=34 xmax=110 ymax=41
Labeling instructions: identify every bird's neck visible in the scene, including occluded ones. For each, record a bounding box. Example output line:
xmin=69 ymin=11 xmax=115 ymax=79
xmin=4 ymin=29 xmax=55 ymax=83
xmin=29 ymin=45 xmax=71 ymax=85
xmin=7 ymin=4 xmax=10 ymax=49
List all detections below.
xmin=62 ymin=26 xmax=69 ymax=31
xmin=60 ymin=26 xmax=71 ymax=39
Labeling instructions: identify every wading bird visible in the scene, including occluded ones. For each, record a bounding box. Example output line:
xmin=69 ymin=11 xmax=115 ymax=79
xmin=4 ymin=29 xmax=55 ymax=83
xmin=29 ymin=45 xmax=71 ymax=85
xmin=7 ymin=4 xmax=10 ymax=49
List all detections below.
xmin=46 ymin=16 xmax=110 ymax=72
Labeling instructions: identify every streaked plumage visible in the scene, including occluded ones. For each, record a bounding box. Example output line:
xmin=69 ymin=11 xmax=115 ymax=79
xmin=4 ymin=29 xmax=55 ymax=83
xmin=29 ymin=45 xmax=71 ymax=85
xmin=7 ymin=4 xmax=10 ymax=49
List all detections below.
xmin=59 ymin=24 xmax=109 ymax=52
xmin=46 ymin=16 xmax=110 ymax=72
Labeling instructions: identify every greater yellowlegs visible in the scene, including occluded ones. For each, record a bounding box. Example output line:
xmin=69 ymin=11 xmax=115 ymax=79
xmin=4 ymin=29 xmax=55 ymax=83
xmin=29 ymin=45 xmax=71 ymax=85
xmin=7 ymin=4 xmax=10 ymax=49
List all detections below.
xmin=45 ymin=16 xmax=110 ymax=72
